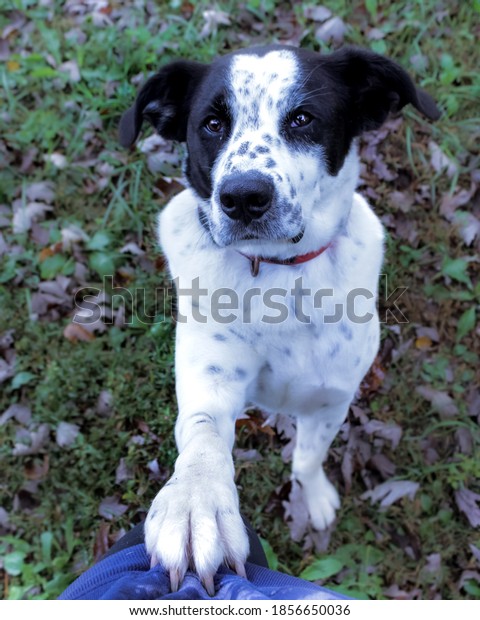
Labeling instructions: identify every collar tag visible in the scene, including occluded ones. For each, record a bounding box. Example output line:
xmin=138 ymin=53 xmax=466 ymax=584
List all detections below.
xmin=239 ymin=243 xmax=332 ymax=278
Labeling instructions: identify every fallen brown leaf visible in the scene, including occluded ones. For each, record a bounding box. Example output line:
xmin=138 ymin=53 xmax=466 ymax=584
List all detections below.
xmin=415 ymin=336 xmax=432 ymax=350
xmin=13 ymin=423 xmax=50 ymax=456
xmin=455 ymin=487 xmax=480 ymax=527
xmin=98 ymin=496 xmax=128 ymax=520
xmin=315 ymin=16 xmax=347 ymax=44
xmin=416 ymin=386 xmax=459 ymax=418
xmin=93 ymin=521 xmax=111 ymax=562
xmin=56 ymin=421 xmax=80 ymax=448
xmin=361 ymin=479 xmax=419 ymax=507
xmin=63 ymin=322 xmax=95 ymax=342
xmin=0 ymin=404 xmax=32 ymax=426
xmin=235 ymin=411 xmax=275 ymax=437
xmin=24 ymin=455 xmax=49 ymax=480
xmin=360 ymin=355 xmax=386 ymax=396
xmin=39 ymin=242 xmax=63 ymax=261
xmin=115 ymin=457 xmax=134 ymax=484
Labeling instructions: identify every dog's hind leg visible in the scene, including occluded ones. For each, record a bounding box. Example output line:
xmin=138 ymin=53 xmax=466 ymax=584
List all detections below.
xmin=292 ymin=397 xmax=352 ymax=530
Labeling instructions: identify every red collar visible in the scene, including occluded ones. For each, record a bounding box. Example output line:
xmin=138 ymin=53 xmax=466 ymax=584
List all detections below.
xmin=237 ymin=244 xmax=331 ymax=277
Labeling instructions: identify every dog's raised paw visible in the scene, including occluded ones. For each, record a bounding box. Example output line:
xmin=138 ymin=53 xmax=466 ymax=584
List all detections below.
xmin=145 ymin=474 xmax=249 ymax=594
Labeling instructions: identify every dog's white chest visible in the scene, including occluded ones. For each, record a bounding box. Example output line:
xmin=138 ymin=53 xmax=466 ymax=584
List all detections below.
xmin=245 ymin=316 xmax=378 ymax=416
xmin=159 ymin=188 xmax=383 ymax=417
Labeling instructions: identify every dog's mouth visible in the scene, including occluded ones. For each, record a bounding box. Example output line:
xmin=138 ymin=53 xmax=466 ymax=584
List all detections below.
xmin=235 ymin=228 xmax=304 ymax=244
xmin=199 ymin=206 xmax=304 ymax=247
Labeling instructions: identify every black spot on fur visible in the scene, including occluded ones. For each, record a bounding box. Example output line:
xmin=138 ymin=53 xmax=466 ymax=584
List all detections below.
xmin=265 ymin=158 xmax=276 ymax=168
xmin=213 ymin=333 xmax=227 ymax=341
xmin=329 ymin=342 xmax=341 ymax=357
xmin=217 ymin=507 xmax=235 ymax=517
xmin=234 ymin=367 xmax=247 ymax=380
xmin=340 ymin=323 xmax=353 ymax=340
xmin=256 ymin=145 xmax=270 ymax=154
xmin=206 ymin=365 xmax=223 ymax=375
xmin=262 ymin=134 xmax=273 ymax=143
xmin=238 ymin=141 xmax=250 ymax=155
xmin=228 ymin=327 xmax=247 ymax=342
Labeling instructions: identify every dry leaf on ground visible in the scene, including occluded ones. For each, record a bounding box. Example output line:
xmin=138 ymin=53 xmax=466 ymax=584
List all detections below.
xmin=361 ymin=480 xmax=419 ymax=507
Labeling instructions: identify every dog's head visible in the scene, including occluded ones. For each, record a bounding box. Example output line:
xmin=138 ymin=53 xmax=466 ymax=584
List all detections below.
xmin=120 ymin=46 xmax=439 ymax=254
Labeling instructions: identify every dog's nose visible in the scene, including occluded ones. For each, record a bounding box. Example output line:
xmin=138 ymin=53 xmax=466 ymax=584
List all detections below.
xmin=219 ymin=173 xmax=274 ymax=224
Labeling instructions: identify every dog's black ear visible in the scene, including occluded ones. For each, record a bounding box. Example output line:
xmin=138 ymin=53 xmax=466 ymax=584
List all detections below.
xmin=323 ymin=47 xmax=440 ymax=135
xmin=119 ymin=60 xmax=209 ymax=148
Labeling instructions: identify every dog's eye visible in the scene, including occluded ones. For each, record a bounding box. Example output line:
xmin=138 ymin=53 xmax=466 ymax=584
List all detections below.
xmin=290 ymin=112 xmax=312 ymax=128
xmin=205 ymin=117 xmax=223 ymax=133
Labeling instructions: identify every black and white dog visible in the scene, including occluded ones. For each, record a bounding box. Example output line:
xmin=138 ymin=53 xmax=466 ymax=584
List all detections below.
xmin=120 ymin=45 xmax=439 ymax=595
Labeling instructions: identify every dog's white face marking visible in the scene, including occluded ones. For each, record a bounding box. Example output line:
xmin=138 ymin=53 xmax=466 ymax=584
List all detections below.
xmin=228 ymin=51 xmax=297 ymax=141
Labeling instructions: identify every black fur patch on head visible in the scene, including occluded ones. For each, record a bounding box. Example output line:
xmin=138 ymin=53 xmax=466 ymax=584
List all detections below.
xmin=281 ymin=46 xmax=440 ymax=174
xmin=119 ymin=60 xmax=209 ymax=147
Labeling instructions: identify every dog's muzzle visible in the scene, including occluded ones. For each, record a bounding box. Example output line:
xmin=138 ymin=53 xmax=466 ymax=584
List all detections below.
xmin=218 ymin=172 xmax=274 ymax=226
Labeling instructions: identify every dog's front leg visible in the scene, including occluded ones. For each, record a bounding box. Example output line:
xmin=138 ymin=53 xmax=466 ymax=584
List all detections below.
xmin=145 ymin=326 xmax=258 ymax=595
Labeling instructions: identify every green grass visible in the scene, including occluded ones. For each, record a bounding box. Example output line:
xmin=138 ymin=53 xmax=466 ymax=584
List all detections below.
xmin=1 ymin=0 xmax=479 ymax=600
